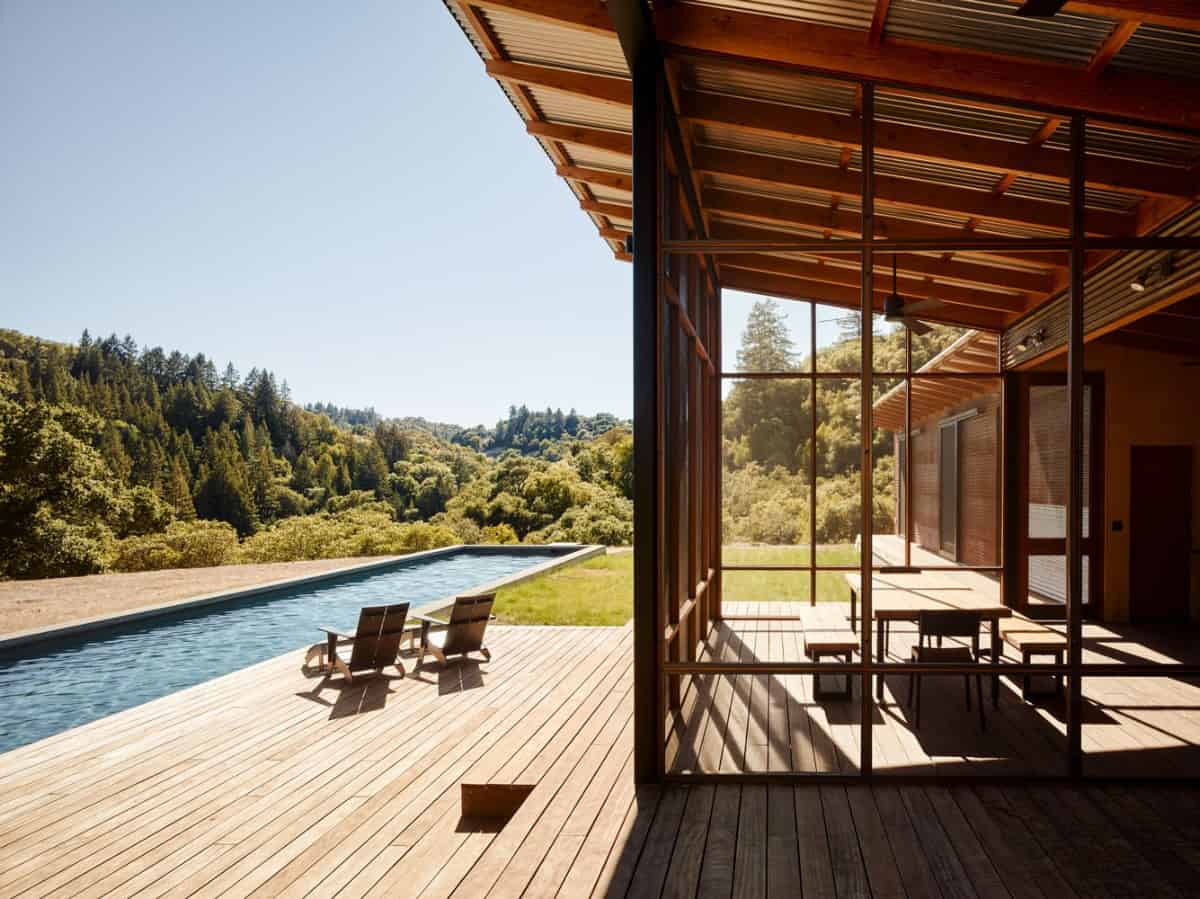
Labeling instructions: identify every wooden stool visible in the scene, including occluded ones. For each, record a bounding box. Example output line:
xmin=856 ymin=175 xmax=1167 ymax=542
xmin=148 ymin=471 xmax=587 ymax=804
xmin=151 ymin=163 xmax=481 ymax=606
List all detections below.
xmin=1003 ymin=630 xmax=1066 ymax=699
xmin=804 ymin=635 xmax=858 ymax=702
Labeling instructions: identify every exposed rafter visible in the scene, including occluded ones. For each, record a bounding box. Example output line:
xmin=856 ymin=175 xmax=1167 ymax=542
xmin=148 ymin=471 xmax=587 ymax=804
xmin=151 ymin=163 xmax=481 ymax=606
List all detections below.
xmin=719 ymin=267 xmax=1011 ymax=331
xmin=715 ymin=253 xmax=1032 ymax=314
xmin=655 ymin=5 xmax=1200 ymax=129
xmin=702 ymin=188 xmax=1068 ymax=268
xmin=999 ymin=0 xmax=1200 ymax=30
xmin=690 ymin=146 xmax=1134 ymax=236
xmin=465 ymin=0 xmax=614 ymax=35
xmin=680 ymin=91 xmax=1195 ymax=201
xmin=709 ymin=221 xmax=1059 ymax=292
xmin=1087 ymin=19 xmax=1142 ymax=76
xmin=492 ymin=59 xmax=1196 ymax=200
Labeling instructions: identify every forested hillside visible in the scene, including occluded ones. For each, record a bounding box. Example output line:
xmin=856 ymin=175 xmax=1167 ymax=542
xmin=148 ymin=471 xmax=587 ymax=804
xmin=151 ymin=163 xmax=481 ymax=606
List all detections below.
xmin=0 ymin=303 xmax=959 ymax=581
xmin=0 ymin=329 xmax=632 ymax=579
xmin=721 ymin=302 xmax=962 ymax=548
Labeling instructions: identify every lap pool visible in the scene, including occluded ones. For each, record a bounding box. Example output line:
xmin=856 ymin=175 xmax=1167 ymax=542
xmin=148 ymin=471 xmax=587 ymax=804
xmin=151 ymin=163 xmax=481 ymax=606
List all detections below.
xmin=0 ymin=546 xmax=577 ymax=754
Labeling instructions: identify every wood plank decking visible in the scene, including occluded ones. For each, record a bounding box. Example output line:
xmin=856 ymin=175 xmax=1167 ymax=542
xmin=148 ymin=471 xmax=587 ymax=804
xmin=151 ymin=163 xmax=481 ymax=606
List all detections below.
xmin=0 ymin=615 xmax=1198 ymax=897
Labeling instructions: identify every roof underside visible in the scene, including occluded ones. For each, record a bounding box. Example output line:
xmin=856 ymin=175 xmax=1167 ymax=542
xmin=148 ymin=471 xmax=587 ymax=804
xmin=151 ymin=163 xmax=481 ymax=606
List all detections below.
xmin=444 ymin=0 xmax=1200 ymax=335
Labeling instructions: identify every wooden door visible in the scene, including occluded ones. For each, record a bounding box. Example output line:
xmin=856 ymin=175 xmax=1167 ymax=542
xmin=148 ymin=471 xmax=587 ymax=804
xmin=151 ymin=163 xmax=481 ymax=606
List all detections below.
xmin=1130 ymin=445 xmax=1192 ymax=623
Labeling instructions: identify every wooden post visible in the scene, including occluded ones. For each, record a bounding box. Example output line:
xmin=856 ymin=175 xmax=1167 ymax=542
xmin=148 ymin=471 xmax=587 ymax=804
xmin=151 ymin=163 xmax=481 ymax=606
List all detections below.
xmin=859 ymin=82 xmax=875 ymax=777
xmin=1066 ymin=113 xmax=1086 ymax=780
xmin=631 ymin=42 xmax=663 ymax=784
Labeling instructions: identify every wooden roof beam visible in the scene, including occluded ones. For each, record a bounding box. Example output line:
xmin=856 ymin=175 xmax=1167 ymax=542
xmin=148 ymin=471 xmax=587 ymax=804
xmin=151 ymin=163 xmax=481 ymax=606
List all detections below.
xmin=998 ymin=1 xmax=1200 ymax=30
xmin=709 ymin=221 xmax=1058 ymax=293
xmin=526 ymin=121 xmax=632 ymax=155
xmin=466 ymin=0 xmax=615 ymax=36
xmin=680 ymin=91 xmax=1196 ymax=201
xmin=497 ymin=59 xmax=1194 ymax=199
xmin=719 ymin=267 xmax=1012 ymax=332
xmin=486 ymin=60 xmax=631 ymax=106
xmin=691 ymin=145 xmax=1135 ymax=236
xmin=655 ymin=5 xmax=1200 ymax=130
xmin=704 ymin=188 xmax=1067 ymax=268
xmin=717 ymin=253 xmax=1031 ymax=314
xmin=556 ymin=164 xmax=632 ymax=193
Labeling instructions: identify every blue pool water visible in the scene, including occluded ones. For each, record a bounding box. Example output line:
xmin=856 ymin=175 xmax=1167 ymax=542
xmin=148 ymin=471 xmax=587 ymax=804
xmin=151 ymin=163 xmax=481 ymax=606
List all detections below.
xmin=0 ymin=548 xmax=567 ymax=753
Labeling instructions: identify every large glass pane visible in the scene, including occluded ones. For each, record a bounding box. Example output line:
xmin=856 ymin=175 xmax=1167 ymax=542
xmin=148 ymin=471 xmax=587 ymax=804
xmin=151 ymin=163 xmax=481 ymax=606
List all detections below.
xmin=1028 ymin=384 xmax=1090 ymax=540
xmin=816 ymin=303 xmax=861 ymax=372
xmin=1028 ymin=555 xmax=1090 ymax=607
xmin=905 ymin=376 xmax=1002 ymax=567
xmin=815 ymin=378 xmax=861 ymax=567
xmin=721 ymin=291 xmax=811 ymax=373
xmin=722 ymin=377 xmax=812 ymax=564
xmin=872 ymin=378 xmax=905 ymax=566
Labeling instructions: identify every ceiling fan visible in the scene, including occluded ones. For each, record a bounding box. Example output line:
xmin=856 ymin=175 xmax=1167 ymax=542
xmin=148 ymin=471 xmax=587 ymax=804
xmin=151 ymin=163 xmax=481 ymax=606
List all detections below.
xmin=1013 ymin=0 xmax=1069 ymax=16
xmin=883 ymin=255 xmax=942 ymax=336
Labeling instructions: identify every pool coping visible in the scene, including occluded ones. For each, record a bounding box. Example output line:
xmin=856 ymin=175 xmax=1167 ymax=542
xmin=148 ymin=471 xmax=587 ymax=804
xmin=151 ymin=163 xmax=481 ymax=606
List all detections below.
xmin=0 ymin=543 xmax=605 ymax=652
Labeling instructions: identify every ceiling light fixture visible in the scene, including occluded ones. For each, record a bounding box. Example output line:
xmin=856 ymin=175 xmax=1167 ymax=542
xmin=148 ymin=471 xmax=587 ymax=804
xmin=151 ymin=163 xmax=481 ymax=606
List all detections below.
xmin=1130 ymin=254 xmax=1175 ymax=293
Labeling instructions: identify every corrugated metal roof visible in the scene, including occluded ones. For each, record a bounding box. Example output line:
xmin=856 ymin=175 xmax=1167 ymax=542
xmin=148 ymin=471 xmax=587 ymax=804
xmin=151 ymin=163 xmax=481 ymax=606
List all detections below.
xmin=865 ymin=151 xmax=1003 ymax=193
xmin=481 ymin=8 xmax=627 ymax=77
xmin=878 ymin=204 xmax=971 ymax=231
xmin=875 ymin=90 xmax=1047 ymax=144
xmin=1109 ymin=23 xmax=1200 ymax=81
xmin=587 ymin=183 xmax=633 ymax=204
xmin=1003 ymin=176 xmax=1143 ymax=214
xmin=1043 ymin=122 xmax=1200 ymax=170
xmin=676 ymin=0 xmax=875 ymax=30
xmin=684 ymin=60 xmax=858 ymax=113
xmin=974 ymin=219 xmax=1062 ymax=240
xmin=710 ymin=210 xmax=830 ymax=238
xmin=705 ymin=172 xmax=835 ymax=206
xmin=565 ymin=144 xmax=633 ymax=172
xmin=527 ymin=86 xmax=632 ymax=132
xmin=883 ymin=0 xmax=1116 ymax=67
xmin=692 ymin=123 xmax=846 ymax=166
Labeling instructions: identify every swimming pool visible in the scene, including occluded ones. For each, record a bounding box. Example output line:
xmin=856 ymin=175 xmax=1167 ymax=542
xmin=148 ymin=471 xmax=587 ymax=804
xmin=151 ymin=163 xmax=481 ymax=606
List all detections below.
xmin=0 ymin=547 xmax=574 ymax=753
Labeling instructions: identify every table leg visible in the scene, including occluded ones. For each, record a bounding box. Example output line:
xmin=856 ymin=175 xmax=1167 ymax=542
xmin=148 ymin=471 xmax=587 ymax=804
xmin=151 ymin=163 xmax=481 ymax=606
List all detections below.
xmin=990 ymin=619 xmax=1001 ymax=707
xmin=326 ymin=632 xmax=337 ymax=673
xmin=875 ymin=618 xmax=886 ymax=700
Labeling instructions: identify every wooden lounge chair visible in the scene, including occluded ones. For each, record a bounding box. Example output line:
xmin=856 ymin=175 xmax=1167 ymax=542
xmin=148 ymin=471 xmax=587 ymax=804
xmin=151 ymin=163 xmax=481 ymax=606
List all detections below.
xmin=304 ymin=603 xmax=409 ymax=684
xmin=416 ymin=593 xmax=495 ymax=669
xmin=907 ymin=609 xmax=986 ymax=731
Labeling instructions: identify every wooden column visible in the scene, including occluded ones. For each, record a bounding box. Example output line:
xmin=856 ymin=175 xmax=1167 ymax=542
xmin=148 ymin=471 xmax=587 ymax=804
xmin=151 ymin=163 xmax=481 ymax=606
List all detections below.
xmin=859 ymin=83 xmax=875 ymax=776
xmin=1067 ymin=113 xmax=1086 ymax=779
xmin=631 ymin=44 xmax=664 ymax=784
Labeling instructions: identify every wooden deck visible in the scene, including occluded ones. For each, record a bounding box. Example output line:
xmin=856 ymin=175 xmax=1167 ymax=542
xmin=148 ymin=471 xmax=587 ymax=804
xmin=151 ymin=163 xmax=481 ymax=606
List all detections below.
xmin=1 ymin=618 xmax=1199 ymax=897
xmin=669 ymin=602 xmax=1200 ymax=777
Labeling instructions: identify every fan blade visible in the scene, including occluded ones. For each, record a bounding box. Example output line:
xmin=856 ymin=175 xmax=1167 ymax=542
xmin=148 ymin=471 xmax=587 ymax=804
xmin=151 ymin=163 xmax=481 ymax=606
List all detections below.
xmin=903 ymin=318 xmax=934 ymax=337
xmin=1014 ymin=0 xmax=1068 ymax=16
xmin=901 ymin=298 xmax=944 ymax=315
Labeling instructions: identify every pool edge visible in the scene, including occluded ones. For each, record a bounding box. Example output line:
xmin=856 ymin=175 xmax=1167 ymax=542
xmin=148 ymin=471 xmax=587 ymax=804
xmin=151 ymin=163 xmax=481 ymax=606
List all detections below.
xmin=0 ymin=543 xmax=604 ymax=652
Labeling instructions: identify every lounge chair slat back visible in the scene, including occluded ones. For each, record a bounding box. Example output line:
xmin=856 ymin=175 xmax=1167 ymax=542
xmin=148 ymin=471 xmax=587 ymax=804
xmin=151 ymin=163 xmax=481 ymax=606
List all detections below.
xmin=348 ymin=603 xmax=409 ymax=672
xmin=442 ymin=594 xmax=494 ymax=657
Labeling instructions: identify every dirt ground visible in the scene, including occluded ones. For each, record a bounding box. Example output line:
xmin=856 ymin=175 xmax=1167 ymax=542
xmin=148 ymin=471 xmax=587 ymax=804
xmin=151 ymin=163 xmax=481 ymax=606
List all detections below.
xmin=0 ymin=557 xmax=397 ymax=637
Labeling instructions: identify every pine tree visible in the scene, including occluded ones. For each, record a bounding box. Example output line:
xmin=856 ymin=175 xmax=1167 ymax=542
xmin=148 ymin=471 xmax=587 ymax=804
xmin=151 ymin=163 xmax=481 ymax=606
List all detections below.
xmin=737 ymin=300 xmax=796 ymax=371
xmin=165 ymin=456 xmax=196 ymax=520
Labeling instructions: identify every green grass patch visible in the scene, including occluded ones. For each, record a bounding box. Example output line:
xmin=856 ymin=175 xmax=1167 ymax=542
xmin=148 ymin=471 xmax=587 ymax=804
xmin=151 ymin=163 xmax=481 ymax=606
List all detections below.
xmin=494 ymin=552 xmax=633 ymax=626
xmin=493 ymin=546 xmax=857 ymax=626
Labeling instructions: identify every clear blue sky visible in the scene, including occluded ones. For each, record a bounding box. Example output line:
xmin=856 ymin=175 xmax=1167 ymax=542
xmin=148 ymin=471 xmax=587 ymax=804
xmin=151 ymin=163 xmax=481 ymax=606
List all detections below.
xmin=0 ymin=1 xmax=831 ymax=427
xmin=0 ymin=1 xmax=647 ymax=427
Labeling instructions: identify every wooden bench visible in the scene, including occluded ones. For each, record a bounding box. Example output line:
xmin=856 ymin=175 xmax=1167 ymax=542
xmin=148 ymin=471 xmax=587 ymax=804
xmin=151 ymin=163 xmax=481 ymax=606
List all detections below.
xmin=1000 ymin=618 xmax=1066 ymax=699
xmin=804 ymin=633 xmax=859 ymax=701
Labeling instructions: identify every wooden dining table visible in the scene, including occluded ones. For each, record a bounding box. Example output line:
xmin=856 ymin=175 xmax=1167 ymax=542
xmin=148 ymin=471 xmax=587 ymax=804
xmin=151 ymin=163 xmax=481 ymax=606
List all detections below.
xmin=843 ymin=571 xmax=1013 ymax=703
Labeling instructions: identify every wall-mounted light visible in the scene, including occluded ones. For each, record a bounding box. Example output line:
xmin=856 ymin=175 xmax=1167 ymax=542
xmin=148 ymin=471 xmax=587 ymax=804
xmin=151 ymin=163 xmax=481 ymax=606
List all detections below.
xmin=1130 ymin=254 xmax=1175 ymax=292
xmin=1016 ymin=327 xmax=1047 ymax=353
